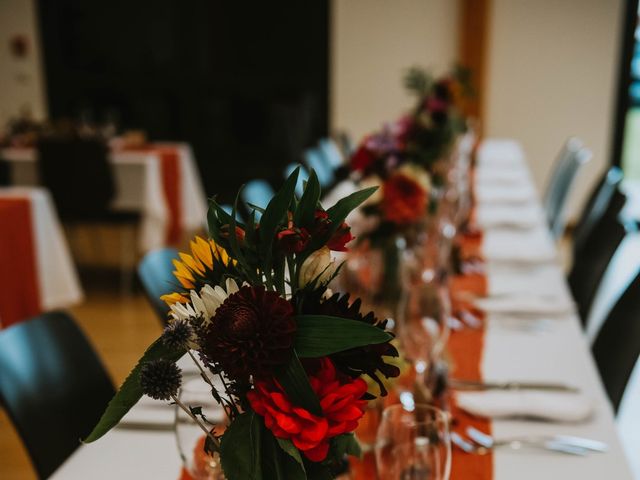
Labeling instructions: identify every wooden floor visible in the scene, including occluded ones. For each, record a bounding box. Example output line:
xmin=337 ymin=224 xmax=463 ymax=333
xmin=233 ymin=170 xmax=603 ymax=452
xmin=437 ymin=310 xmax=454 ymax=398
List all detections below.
xmin=0 ymin=283 xmax=163 ymax=479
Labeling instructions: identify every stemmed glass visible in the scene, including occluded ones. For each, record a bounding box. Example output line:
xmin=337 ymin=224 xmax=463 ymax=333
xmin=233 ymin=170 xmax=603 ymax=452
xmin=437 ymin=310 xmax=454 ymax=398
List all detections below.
xmin=396 ymin=226 xmax=451 ymax=403
xmin=375 ymin=403 xmax=452 ymax=480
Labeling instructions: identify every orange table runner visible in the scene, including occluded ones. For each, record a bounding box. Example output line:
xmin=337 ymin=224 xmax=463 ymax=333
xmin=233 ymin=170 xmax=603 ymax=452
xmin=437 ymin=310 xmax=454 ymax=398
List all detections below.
xmin=448 ymin=232 xmax=493 ymax=479
xmin=0 ymin=197 xmax=41 ymax=328
xmin=124 ymin=145 xmax=183 ymax=245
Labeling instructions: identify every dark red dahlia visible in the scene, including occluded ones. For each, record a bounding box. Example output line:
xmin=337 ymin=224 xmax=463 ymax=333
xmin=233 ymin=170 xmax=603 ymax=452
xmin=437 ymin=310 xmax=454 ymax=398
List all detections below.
xmin=201 ymin=286 xmax=296 ymax=380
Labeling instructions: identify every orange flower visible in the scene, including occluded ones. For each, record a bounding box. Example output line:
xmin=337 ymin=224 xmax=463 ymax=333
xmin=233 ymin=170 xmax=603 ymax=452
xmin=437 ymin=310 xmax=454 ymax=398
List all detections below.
xmin=381 ymin=172 xmax=428 ymax=225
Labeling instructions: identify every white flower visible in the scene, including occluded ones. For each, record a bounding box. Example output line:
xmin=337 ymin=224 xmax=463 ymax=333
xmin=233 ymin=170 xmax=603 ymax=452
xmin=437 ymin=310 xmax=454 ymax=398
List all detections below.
xmin=169 ymin=278 xmax=239 ymax=325
xmin=299 ymin=246 xmax=337 ymax=288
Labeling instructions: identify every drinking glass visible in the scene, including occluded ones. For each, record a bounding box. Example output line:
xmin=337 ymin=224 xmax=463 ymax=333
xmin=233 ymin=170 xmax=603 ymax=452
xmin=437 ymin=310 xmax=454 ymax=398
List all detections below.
xmin=396 ymin=228 xmax=451 ymax=402
xmin=375 ymin=403 xmax=451 ymax=480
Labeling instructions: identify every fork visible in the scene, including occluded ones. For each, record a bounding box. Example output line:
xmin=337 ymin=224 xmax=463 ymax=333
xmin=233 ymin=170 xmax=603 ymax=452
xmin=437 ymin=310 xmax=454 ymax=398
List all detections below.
xmin=466 ymin=426 xmax=607 ymax=453
xmin=451 ymin=431 xmax=588 ymax=456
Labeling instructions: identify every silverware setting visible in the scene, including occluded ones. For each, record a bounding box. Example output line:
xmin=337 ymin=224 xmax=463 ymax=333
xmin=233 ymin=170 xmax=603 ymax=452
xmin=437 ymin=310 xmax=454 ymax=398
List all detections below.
xmin=449 ymin=379 xmax=580 ymax=393
xmin=452 ymin=426 xmax=608 ymax=456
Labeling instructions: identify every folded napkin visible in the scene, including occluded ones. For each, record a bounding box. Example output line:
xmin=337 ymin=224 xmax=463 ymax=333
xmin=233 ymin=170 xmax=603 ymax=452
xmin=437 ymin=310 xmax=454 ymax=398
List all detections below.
xmin=482 ymin=228 xmax=556 ymax=264
xmin=475 ymin=184 xmax=537 ymax=205
xmin=474 ymin=294 xmax=574 ymax=316
xmin=488 ymin=266 xmax=566 ymax=297
xmin=456 ymin=390 xmax=594 ymax=423
xmin=476 ymin=204 xmax=543 ymax=230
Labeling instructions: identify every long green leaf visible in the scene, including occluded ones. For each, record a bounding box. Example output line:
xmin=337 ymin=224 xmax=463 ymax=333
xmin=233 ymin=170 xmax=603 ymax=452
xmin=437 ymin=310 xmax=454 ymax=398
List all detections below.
xmin=274 ymin=350 xmax=322 ymax=416
xmin=220 ymin=411 xmax=262 ymax=480
xmin=325 ymin=186 xmax=378 ymax=234
xmin=83 ymin=338 xmax=185 ymax=442
xmin=258 ymin=168 xmax=299 ymax=267
xmin=294 ymin=315 xmax=392 ymax=357
xmin=294 ymin=170 xmax=320 ymax=228
xmin=332 ymin=433 xmax=362 ymax=459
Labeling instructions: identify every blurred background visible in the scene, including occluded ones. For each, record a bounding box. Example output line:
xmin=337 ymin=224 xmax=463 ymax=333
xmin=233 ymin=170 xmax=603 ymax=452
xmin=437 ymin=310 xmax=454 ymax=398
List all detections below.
xmin=1 ymin=0 xmax=639 ymax=478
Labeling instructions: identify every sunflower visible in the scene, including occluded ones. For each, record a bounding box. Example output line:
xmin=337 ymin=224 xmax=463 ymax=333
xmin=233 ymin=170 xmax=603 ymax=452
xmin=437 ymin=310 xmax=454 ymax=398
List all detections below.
xmin=171 ymin=236 xmax=235 ymax=290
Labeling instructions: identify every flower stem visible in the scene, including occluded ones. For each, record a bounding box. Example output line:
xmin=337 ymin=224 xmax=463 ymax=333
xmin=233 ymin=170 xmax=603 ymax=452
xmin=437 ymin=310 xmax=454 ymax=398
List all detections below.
xmin=172 ymin=394 xmax=220 ymax=449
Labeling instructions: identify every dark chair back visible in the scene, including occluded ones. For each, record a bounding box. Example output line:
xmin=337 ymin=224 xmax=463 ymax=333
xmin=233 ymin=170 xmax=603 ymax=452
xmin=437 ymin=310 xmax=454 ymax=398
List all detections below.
xmin=138 ymin=248 xmax=179 ymax=323
xmin=568 ymin=213 xmax=630 ymax=324
xmin=572 ymin=167 xmax=625 ymax=256
xmin=592 ymin=270 xmax=640 ymax=412
xmin=0 ymin=311 xmax=114 ymax=478
xmin=37 ymin=137 xmax=116 ymax=220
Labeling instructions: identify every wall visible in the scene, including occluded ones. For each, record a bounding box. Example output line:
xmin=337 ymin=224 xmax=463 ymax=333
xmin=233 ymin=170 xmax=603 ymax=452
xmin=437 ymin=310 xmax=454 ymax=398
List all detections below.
xmin=331 ymin=0 xmax=460 ymax=142
xmin=485 ymin=0 xmax=625 ymax=219
xmin=0 ymin=0 xmax=47 ymax=127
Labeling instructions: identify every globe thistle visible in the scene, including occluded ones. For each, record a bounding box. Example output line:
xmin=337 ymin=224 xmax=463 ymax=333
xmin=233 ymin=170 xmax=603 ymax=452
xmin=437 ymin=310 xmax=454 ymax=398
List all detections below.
xmin=139 ymin=359 xmax=182 ymax=401
xmin=162 ymin=319 xmax=195 ymax=350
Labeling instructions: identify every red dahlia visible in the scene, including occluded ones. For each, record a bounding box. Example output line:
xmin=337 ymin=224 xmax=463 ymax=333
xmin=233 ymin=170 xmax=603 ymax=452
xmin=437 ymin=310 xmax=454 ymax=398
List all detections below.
xmin=247 ymin=358 xmax=367 ymax=462
xmin=381 ymin=172 xmax=428 ymax=225
xmin=201 ymin=286 xmax=296 ymax=380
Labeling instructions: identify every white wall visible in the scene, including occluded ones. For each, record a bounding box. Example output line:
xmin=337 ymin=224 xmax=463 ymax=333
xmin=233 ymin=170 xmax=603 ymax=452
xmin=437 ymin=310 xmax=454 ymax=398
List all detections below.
xmin=485 ymin=0 xmax=625 ymax=219
xmin=0 ymin=0 xmax=47 ymax=127
xmin=331 ymin=0 xmax=459 ymax=142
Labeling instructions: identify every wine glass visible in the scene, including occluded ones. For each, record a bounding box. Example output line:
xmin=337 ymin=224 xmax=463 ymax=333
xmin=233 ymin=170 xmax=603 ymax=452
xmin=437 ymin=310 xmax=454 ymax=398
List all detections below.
xmin=175 ymin=377 xmax=228 ymax=480
xmin=396 ymin=228 xmax=451 ymax=403
xmin=375 ymin=403 xmax=451 ymax=480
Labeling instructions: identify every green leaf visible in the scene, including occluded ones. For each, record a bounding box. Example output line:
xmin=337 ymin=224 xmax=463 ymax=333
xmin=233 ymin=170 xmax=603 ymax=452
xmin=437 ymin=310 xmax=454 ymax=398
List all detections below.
xmin=276 ymin=438 xmax=305 ymax=472
xmin=83 ymin=337 xmax=185 ymax=442
xmin=263 ymin=431 xmax=306 ymax=479
xmin=294 ymin=170 xmax=321 ymax=228
xmin=220 ymin=411 xmax=262 ymax=480
xmin=259 ymin=168 xmax=299 ymax=258
xmin=332 ymin=433 xmax=362 ymax=459
xmin=294 ymin=315 xmax=392 ymax=357
xmin=325 ymin=186 xmax=378 ymax=233
xmin=274 ymin=350 xmax=322 ymax=416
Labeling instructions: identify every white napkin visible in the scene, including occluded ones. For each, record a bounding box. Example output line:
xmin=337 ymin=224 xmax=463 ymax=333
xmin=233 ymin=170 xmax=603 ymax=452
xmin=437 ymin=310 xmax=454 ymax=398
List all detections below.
xmin=475 ymin=183 xmax=537 ymax=205
xmin=474 ymin=294 xmax=574 ymax=316
xmin=456 ymin=390 xmax=594 ymax=423
xmin=476 ymin=204 xmax=543 ymax=230
xmin=488 ymin=265 xmax=566 ymax=297
xmin=477 ymin=139 xmax=526 ymax=167
xmin=482 ymin=228 xmax=556 ymax=264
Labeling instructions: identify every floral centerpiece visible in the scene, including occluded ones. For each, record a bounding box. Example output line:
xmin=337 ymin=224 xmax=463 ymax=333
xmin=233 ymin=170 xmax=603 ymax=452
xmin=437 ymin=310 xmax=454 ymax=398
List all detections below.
xmin=84 ymin=168 xmax=401 ymax=479
xmin=343 ymin=68 xmax=468 ymax=322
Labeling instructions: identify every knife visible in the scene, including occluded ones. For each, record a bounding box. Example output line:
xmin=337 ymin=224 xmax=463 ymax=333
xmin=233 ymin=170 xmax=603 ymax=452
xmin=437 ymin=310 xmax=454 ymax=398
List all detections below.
xmin=450 ymin=378 xmax=580 ymax=393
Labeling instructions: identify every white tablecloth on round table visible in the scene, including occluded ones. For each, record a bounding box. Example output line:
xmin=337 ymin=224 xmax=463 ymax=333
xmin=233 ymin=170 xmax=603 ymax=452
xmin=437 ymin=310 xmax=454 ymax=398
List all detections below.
xmin=0 ymin=186 xmax=83 ymax=316
xmin=1 ymin=143 xmax=208 ymax=252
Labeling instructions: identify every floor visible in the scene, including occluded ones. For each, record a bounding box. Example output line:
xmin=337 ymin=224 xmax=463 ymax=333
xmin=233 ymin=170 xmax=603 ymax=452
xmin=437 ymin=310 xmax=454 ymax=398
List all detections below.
xmin=0 ymin=282 xmax=163 ymax=480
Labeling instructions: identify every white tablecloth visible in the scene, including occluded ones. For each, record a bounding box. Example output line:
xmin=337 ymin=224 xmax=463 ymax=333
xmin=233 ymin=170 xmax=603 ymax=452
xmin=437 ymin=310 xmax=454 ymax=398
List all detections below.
xmin=0 ymin=187 xmax=83 ymax=320
xmin=1 ymin=143 xmax=208 ymax=252
xmin=49 ymin=139 xmax=633 ymax=479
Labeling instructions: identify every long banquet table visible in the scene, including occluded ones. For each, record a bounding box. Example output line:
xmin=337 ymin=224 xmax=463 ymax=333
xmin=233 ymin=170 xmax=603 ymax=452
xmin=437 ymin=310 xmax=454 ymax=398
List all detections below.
xmin=49 ymin=138 xmax=633 ymax=479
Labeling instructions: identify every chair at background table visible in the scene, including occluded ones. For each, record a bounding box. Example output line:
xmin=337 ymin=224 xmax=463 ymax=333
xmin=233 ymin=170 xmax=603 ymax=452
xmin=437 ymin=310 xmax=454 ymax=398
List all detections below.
xmin=592 ymin=270 xmax=640 ymax=412
xmin=304 ymin=146 xmax=334 ymax=187
xmin=138 ymin=247 xmax=179 ymax=324
xmin=542 ymin=137 xmax=592 ymax=239
xmin=241 ymin=179 xmax=275 ymax=219
xmin=37 ymin=137 xmax=140 ymax=290
xmin=0 ymin=311 xmax=114 ymax=479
